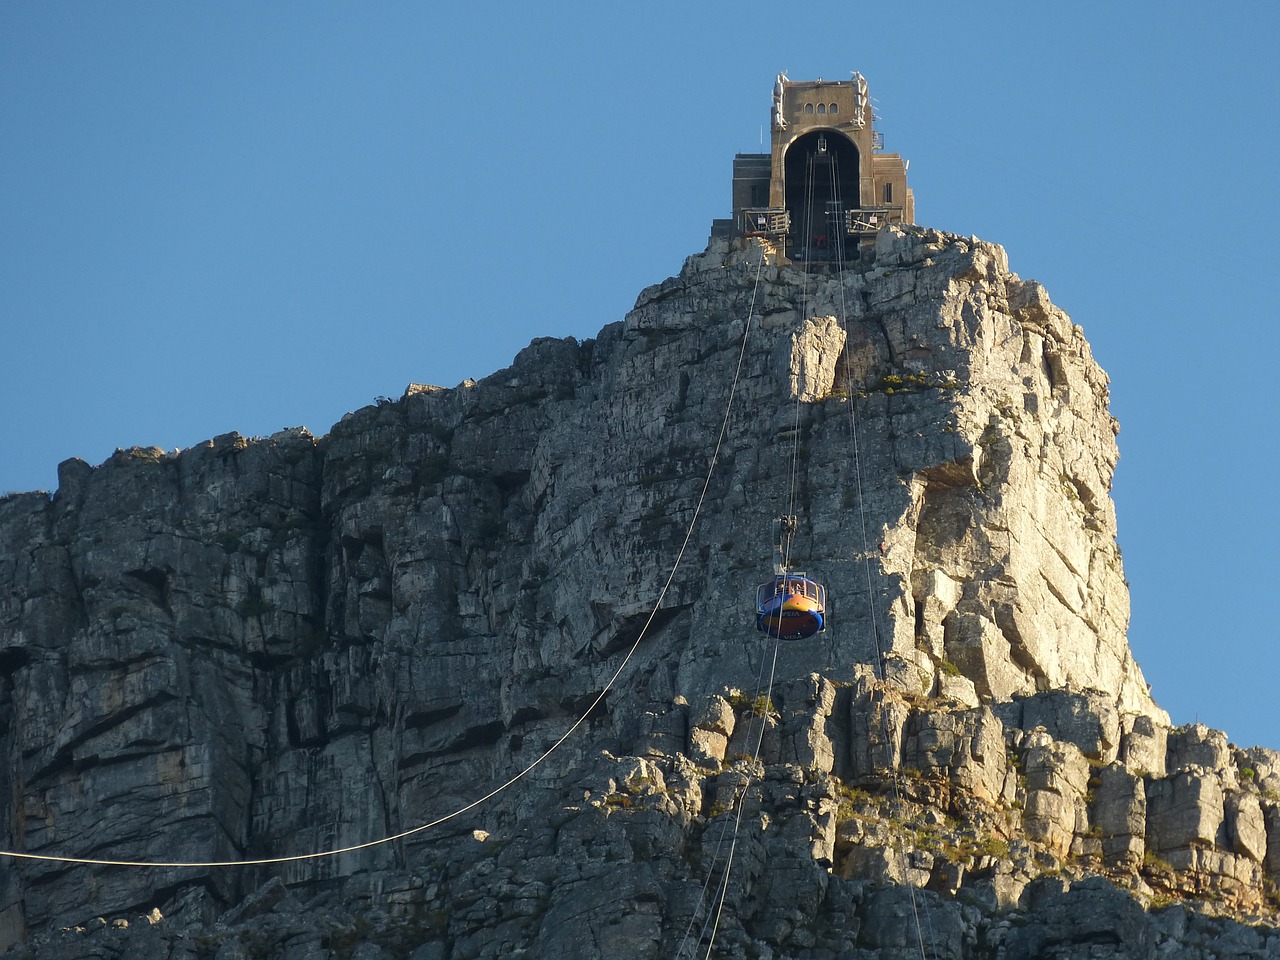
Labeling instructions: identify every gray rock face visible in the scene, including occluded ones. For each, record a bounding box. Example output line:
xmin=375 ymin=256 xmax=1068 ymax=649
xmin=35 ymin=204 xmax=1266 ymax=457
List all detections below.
xmin=0 ymin=227 xmax=1274 ymax=958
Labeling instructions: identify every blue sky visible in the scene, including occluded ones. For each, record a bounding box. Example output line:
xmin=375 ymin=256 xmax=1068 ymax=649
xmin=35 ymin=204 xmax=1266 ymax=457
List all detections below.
xmin=2 ymin=3 xmax=1277 ymax=751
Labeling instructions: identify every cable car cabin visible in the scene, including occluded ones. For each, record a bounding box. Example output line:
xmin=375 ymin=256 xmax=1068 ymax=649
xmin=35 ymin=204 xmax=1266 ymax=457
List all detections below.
xmin=755 ymin=574 xmax=826 ymax=640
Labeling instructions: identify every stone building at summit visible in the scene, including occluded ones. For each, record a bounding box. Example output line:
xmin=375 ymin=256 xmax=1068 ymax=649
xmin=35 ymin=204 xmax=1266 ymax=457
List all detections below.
xmin=1 ymin=69 xmax=1278 ymax=960
xmin=713 ymin=72 xmax=916 ymax=260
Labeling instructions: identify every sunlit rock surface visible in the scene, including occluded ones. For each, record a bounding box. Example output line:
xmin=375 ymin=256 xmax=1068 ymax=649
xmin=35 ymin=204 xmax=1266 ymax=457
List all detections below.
xmin=0 ymin=227 xmax=1275 ymax=958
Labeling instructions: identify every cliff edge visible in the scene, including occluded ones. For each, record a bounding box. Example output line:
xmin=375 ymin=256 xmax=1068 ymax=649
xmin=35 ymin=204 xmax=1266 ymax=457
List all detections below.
xmin=0 ymin=227 xmax=1275 ymax=959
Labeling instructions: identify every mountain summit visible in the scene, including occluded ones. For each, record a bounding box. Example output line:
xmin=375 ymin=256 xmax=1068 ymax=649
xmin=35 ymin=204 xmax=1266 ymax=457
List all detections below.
xmin=0 ymin=225 xmax=1276 ymax=958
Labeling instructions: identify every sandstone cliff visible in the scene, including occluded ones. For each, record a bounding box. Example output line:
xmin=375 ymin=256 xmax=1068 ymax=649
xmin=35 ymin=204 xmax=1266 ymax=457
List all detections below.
xmin=0 ymin=227 xmax=1276 ymax=958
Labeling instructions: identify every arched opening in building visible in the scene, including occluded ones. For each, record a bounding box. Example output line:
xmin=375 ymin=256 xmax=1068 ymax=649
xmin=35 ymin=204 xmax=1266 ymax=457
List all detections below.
xmin=783 ymin=129 xmax=860 ymax=262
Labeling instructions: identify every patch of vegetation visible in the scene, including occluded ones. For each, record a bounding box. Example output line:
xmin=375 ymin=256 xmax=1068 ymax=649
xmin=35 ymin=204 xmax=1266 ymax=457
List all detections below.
xmin=942 ymin=829 xmax=1008 ymax=865
xmin=121 ymin=446 xmax=166 ymax=463
xmin=625 ymin=774 xmax=654 ymax=794
xmin=971 ymin=835 xmax=1010 ymax=860
xmin=1060 ymin=474 xmax=1081 ymax=503
xmin=994 ymin=398 xmax=1022 ymax=423
xmin=862 ymin=371 xmax=964 ymax=397
xmin=834 ymin=783 xmax=882 ymax=822
xmin=727 ymin=691 xmax=777 ymax=719
xmin=832 ymin=777 xmax=1014 ymax=871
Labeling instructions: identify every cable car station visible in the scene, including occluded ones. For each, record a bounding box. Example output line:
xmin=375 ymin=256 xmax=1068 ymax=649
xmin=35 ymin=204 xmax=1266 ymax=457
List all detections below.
xmin=711 ymin=72 xmax=915 ymax=263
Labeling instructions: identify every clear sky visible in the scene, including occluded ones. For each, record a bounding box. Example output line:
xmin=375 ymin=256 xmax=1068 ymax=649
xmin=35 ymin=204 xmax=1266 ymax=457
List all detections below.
xmin=2 ymin=3 xmax=1277 ymax=751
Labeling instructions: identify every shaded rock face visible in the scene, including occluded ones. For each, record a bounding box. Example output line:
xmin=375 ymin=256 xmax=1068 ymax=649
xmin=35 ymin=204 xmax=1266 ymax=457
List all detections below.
xmin=0 ymin=227 xmax=1275 ymax=958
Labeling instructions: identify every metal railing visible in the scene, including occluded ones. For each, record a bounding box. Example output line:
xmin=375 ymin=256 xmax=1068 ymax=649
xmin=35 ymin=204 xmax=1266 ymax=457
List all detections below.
xmin=739 ymin=208 xmax=791 ymax=238
xmin=844 ymin=206 xmax=907 ymax=234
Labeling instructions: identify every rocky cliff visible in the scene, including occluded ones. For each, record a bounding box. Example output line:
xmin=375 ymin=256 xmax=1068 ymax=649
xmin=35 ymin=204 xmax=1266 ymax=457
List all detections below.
xmin=0 ymin=227 xmax=1276 ymax=959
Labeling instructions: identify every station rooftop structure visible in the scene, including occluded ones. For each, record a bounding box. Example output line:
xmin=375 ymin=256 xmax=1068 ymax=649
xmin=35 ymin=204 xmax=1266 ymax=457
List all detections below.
xmin=712 ymin=72 xmax=914 ymax=262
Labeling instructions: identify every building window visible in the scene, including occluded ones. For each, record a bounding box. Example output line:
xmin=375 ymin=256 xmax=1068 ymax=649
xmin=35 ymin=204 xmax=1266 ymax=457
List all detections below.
xmin=829 ymin=103 xmax=839 ymax=115
xmin=750 ymin=185 xmax=768 ymax=206
xmin=804 ymin=103 xmax=814 ymax=115
xmin=817 ymin=103 xmax=826 ymax=115
xmin=883 ymin=182 xmax=893 ymax=204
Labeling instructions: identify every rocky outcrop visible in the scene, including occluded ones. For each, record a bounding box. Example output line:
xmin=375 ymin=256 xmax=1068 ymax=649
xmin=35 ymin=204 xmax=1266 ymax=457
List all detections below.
xmin=0 ymin=227 xmax=1274 ymax=958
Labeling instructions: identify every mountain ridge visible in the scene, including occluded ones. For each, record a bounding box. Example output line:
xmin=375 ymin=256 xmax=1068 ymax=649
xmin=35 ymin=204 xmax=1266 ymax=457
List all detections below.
xmin=0 ymin=225 xmax=1275 ymax=958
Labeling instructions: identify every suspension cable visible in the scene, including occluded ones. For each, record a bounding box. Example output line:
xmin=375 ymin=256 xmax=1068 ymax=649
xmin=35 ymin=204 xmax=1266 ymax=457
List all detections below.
xmin=831 ymin=160 xmax=933 ymax=960
xmin=698 ymin=630 xmax=782 ymax=960
xmin=784 ymin=152 xmax=818 ymax=534
xmin=687 ymin=144 xmax=824 ymax=960
xmin=684 ymin=615 xmax=784 ymax=960
xmin=676 ymin=238 xmax=789 ymax=960
xmin=0 ymin=244 xmax=774 ymax=873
